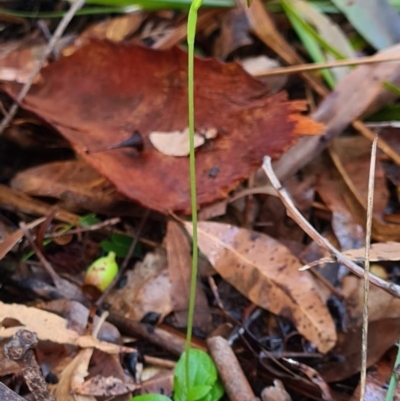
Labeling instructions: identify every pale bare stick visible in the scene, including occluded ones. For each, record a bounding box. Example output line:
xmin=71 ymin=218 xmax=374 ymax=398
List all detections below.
xmin=262 ymin=156 xmax=400 ymax=298
xmin=254 ymin=53 xmax=400 ymax=77
xmin=360 ymin=135 xmax=378 ymax=401
xmin=0 ymin=0 xmax=85 ymax=135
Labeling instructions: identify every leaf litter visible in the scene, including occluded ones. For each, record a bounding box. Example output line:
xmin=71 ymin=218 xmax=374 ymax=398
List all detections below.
xmin=3 ymin=2 xmax=400 ymax=401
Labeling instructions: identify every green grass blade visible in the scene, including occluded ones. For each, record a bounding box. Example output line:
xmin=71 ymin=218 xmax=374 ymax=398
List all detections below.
xmin=385 ymin=342 xmax=400 ymax=401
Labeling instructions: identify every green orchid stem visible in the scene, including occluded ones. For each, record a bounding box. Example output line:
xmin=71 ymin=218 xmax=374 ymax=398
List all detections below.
xmin=185 ymin=0 xmax=203 ymax=394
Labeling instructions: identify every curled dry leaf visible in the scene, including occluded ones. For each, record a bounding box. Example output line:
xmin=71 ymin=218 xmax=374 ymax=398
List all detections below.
xmin=2 ymin=41 xmax=323 ymax=213
xmin=184 ymin=221 xmax=336 ymax=353
xmin=149 ymin=128 xmax=206 ymax=157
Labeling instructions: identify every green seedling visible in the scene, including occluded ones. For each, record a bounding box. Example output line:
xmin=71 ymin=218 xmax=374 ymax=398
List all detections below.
xmin=130 ymin=0 xmax=224 ymax=400
xmin=128 ymin=349 xmax=223 ymax=401
xmin=83 ymin=251 xmax=118 ymax=293
xmin=174 ymin=350 xmax=224 ymax=401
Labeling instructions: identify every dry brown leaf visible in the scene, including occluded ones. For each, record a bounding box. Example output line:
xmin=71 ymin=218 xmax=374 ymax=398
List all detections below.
xmin=75 ymin=375 xmax=138 ymax=396
xmin=76 ymin=13 xmax=144 ymax=44
xmin=316 ymin=166 xmax=365 ymax=251
xmin=184 ymin=221 xmax=336 ymax=353
xmin=0 ymin=183 xmax=79 ymax=225
xmin=0 ymin=301 xmax=132 ymax=354
xmin=342 ymin=275 xmax=400 ymax=325
xmin=213 ymin=8 xmax=253 ymax=58
xmin=108 ymin=248 xmax=173 ymax=321
xmin=319 ymin=318 xmax=400 ymax=382
xmin=166 ymin=221 xmax=212 ymax=331
xmin=149 ymin=128 xmax=206 ymax=157
xmin=329 ymin=136 xmax=400 ymax=241
xmin=2 ymin=41 xmax=323 ymax=213
xmin=0 ymin=216 xmax=45 ymax=259
xmin=11 ymin=160 xmax=137 ymax=216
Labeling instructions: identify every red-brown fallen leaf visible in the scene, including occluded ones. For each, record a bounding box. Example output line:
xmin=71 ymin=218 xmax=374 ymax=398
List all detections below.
xmin=184 ymin=221 xmax=337 ymax=353
xmin=2 ymin=41 xmax=323 ymax=214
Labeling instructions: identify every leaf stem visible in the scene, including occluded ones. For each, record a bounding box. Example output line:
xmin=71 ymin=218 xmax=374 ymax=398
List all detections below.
xmin=185 ymin=0 xmax=202 ymax=393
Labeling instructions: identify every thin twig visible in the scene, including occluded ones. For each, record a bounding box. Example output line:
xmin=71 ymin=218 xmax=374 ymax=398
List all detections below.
xmin=20 ymin=222 xmax=61 ymax=286
xmin=45 ymin=217 xmax=120 ymax=238
xmin=20 ymin=221 xmax=85 ymax=302
xmin=262 ymin=156 xmax=400 ymax=298
xmin=95 ymin=209 xmax=150 ymax=307
xmin=360 ymin=135 xmax=378 ymax=401
xmin=255 ymin=53 xmax=400 ymax=77
xmin=0 ymin=0 xmax=85 ymax=135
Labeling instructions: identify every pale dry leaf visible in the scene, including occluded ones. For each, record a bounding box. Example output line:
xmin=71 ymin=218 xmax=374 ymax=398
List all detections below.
xmin=0 ymin=301 xmax=132 ymax=354
xmin=70 ymin=348 xmax=93 ymax=393
xmin=342 ymin=242 xmax=400 ymax=262
xmin=149 ymin=128 xmax=205 ymax=157
xmin=55 ymin=349 xmax=96 ymax=401
xmin=240 ymin=56 xmax=288 ymax=93
xmin=261 ymin=380 xmax=291 ymax=401
xmin=184 ymin=221 xmax=337 ymax=353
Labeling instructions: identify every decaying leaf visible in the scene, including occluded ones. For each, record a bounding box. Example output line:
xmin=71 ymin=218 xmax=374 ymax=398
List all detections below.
xmin=149 ymin=128 xmax=206 ymax=157
xmin=108 ymin=248 xmax=173 ymax=321
xmin=184 ymin=221 xmax=336 ymax=353
xmin=2 ymin=41 xmax=323 ymax=213
xmin=75 ymin=375 xmax=138 ymax=396
xmin=0 ymin=301 xmax=132 ymax=354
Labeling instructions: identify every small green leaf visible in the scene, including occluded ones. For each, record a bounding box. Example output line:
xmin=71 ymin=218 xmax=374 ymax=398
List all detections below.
xmin=79 ymin=213 xmax=101 ymax=227
xmin=174 ymin=349 xmax=223 ymax=401
xmin=100 ymin=233 xmax=140 ymax=258
xmin=128 ymin=394 xmax=172 ymax=401
xmin=188 ymin=385 xmax=212 ymax=401
xmin=204 ymin=379 xmax=224 ymax=401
